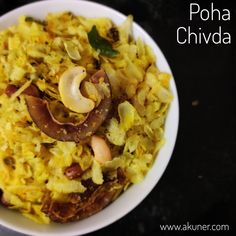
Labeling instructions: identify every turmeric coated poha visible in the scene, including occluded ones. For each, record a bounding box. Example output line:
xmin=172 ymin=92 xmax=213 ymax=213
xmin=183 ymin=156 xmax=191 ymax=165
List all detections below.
xmin=0 ymin=12 xmax=172 ymax=223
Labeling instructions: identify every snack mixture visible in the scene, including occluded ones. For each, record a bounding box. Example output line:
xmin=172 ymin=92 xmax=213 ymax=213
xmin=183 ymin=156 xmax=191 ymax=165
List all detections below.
xmin=0 ymin=12 xmax=172 ymax=223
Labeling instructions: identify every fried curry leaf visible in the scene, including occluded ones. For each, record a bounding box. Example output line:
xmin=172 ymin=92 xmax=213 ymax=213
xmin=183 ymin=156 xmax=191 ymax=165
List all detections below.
xmin=25 ymin=16 xmax=46 ymax=26
xmin=88 ymin=25 xmax=119 ymax=57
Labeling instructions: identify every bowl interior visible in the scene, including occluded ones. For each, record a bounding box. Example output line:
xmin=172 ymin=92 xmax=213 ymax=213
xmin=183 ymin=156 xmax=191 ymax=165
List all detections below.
xmin=0 ymin=1 xmax=179 ymax=235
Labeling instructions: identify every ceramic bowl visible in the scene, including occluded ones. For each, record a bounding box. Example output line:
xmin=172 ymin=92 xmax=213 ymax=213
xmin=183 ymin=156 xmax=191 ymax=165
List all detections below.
xmin=0 ymin=1 xmax=179 ymax=235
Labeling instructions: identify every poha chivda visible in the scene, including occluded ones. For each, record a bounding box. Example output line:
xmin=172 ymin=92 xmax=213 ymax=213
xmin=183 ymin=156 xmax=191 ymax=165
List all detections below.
xmin=0 ymin=12 xmax=172 ymax=223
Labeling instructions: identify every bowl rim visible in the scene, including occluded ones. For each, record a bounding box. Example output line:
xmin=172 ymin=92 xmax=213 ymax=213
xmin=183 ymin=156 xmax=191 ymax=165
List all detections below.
xmin=0 ymin=0 xmax=179 ymax=235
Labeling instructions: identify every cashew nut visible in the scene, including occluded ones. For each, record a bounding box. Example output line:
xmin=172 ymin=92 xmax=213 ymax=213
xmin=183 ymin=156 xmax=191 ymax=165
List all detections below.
xmin=91 ymin=135 xmax=112 ymax=164
xmin=25 ymin=69 xmax=112 ymax=142
xmin=59 ymin=66 xmax=95 ymax=113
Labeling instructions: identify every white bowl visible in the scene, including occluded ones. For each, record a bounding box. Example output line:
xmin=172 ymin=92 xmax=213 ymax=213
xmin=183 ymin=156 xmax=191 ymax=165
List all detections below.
xmin=0 ymin=0 xmax=179 ymax=235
